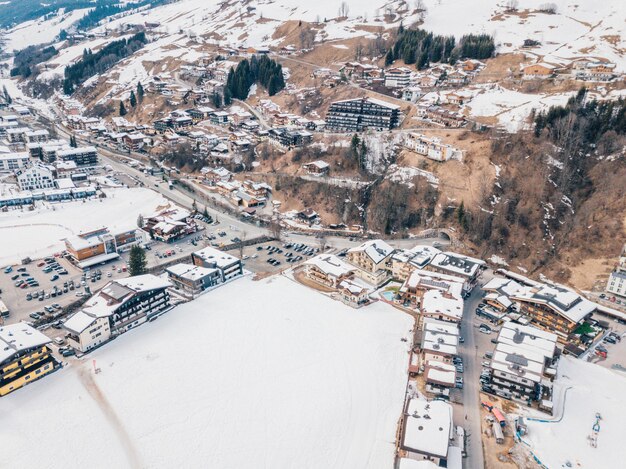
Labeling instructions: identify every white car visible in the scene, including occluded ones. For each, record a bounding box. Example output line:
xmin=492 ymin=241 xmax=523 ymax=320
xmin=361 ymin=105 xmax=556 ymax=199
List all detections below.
xmin=75 ymin=292 xmax=84 ymax=297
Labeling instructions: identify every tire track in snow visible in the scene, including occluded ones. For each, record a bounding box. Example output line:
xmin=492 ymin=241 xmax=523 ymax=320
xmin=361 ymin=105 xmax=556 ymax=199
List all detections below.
xmin=76 ymin=365 xmax=142 ymax=469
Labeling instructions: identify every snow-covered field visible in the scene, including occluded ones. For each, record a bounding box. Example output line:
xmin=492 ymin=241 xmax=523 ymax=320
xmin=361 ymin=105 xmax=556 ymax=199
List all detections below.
xmin=523 ymin=356 xmax=626 ymax=468
xmin=0 ymin=188 xmax=167 ymax=266
xmin=0 ymin=275 xmax=414 ymax=469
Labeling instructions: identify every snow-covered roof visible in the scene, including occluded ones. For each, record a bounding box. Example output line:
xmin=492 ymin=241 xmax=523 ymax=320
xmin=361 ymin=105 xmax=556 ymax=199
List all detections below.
xmin=63 ymin=311 xmax=100 ymax=335
xmin=429 ymin=251 xmax=484 ymax=278
xmin=116 ymin=275 xmax=171 ymax=293
xmin=482 ymin=277 xmax=523 ymax=296
xmin=512 ymin=283 xmax=596 ymax=324
xmin=404 ymin=398 xmax=452 ymax=459
xmin=497 ymin=322 xmax=557 ymax=359
xmin=0 ymin=323 xmax=51 ymax=365
xmin=192 ymin=246 xmax=240 ymax=268
xmin=399 ymin=458 xmax=439 ymax=469
xmin=305 ymin=254 xmax=353 ymax=278
xmin=348 ymin=239 xmax=394 ymax=264
xmin=422 ymin=318 xmax=460 ymax=337
xmin=166 ymin=263 xmax=218 ymax=281
xmin=421 ymin=289 xmax=463 ymax=321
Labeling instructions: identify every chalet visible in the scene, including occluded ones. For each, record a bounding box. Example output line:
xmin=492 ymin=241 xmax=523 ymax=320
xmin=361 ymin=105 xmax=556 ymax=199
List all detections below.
xmin=460 ymin=59 xmax=484 ymax=72
xmin=385 ymin=67 xmax=412 ymax=88
xmin=405 ymin=133 xmax=463 ymax=162
xmin=242 ymin=180 xmax=271 ymax=198
xmin=346 ymin=239 xmax=394 ymax=287
xmin=202 ymin=166 xmax=232 ymax=183
xmin=510 ymin=283 xmax=596 ymax=341
xmin=188 ymin=106 xmax=214 ymax=122
xmin=425 ymin=252 xmax=485 ymax=294
xmin=304 ymin=254 xmax=354 ymax=288
xmin=297 ymin=208 xmax=319 ymax=224
xmin=0 ymin=324 xmax=59 ymax=396
xmin=447 ymin=69 xmax=469 ymax=85
xmin=191 ymin=246 xmax=243 ymax=282
xmin=424 ymin=360 xmax=457 ymax=389
xmin=303 ymin=160 xmax=330 ymax=176
xmin=172 ymin=116 xmax=193 ymax=130
xmin=145 ymin=207 xmax=195 ymax=243
xmin=398 ymin=270 xmax=464 ymax=309
xmin=122 ymin=132 xmax=146 ymax=151
xmin=389 ymin=245 xmax=441 ymax=281
xmin=420 ymin=106 xmax=466 ymax=127
xmin=337 ymin=280 xmax=369 ymax=308
xmin=268 ymin=127 xmax=312 ymax=148
xmin=340 ymin=62 xmax=381 ymax=80
xmin=522 ymin=63 xmax=556 ymax=78
xmin=325 ymin=97 xmax=400 ymax=132
xmin=577 ymin=62 xmax=617 ymax=81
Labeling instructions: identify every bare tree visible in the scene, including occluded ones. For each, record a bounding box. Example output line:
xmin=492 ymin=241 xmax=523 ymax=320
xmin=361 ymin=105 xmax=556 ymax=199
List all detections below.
xmin=505 ymin=0 xmax=519 ymax=12
xmin=338 ymin=1 xmax=349 ymax=18
xmin=269 ymin=220 xmax=283 ymax=241
xmin=317 ymin=234 xmax=328 ymax=252
xmin=238 ymin=230 xmax=247 ymax=260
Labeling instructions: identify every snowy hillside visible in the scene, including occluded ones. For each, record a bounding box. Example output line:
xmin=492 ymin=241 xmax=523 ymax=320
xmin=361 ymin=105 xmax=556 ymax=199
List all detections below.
xmin=0 ymin=275 xmax=414 ymax=468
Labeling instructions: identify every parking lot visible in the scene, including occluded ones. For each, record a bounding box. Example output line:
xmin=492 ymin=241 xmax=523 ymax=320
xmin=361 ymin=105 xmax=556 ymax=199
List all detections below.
xmin=239 ymin=240 xmax=322 ymax=274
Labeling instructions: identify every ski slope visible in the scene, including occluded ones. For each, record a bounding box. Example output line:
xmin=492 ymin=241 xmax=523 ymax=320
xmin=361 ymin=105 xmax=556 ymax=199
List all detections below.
xmin=0 ymin=275 xmax=414 ymax=469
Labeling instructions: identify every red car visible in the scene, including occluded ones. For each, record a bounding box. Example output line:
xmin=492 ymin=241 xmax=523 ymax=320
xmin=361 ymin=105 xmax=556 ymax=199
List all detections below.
xmin=37 ymin=262 xmax=45 ymax=267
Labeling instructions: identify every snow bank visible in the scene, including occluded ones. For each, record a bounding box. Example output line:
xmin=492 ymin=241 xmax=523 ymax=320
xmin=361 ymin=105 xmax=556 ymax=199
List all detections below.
xmin=0 ymin=188 xmax=167 ymax=266
xmin=523 ymin=356 xmax=626 ymax=468
xmin=0 ymin=275 xmax=414 ymax=468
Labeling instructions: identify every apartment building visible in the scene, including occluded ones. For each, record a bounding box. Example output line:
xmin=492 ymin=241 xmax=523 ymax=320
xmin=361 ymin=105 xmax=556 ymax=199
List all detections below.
xmin=268 ymin=127 xmax=313 ymax=148
xmin=56 ymin=146 xmax=98 ymax=167
xmin=304 ymin=254 xmax=354 ymax=288
xmin=398 ymin=269 xmax=464 ymax=309
xmin=405 ymin=133 xmax=463 ymax=162
xmin=63 ymin=275 xmax=171 ymax=352
xmin=0 ymin=152 xmax=30 ymax=171
xmin=401 ymin=397 xmax=454 ymax=465
xmin=325 ymin=97 xmax=400 ymax=132
xmin=15 ymin=162 xmax=55 ymax=191
xmin=606 ymin=244 xmax=626 ymax=298
xmin=0 ymin=324 xmax=59 ymax=396
xmin=425 ymin=252 xmax=485 ymax=294
xmin=385 ymin=67 xmax=412 ymax=88
xmin=486 ymin=323 xmax=559 ymax=403
xmin=191 ymin=246 xmax=243 ymax=282
xmin=166 ymin=263 xmax=221 ymax=296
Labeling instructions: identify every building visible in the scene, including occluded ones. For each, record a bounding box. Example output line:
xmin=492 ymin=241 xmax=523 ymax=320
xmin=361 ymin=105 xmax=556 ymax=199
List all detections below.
xmin=511 ymin=283 xmax=596 ymax=341
xmin=425 ymin=252 xmax=485 ymax=294
xmin=191 ymin=246 xmax=243 ymax=282
xmin=421 ymin=289 xmax=464 ymax=323
xmin=63 ymin=275 xmax=171 ymax=351
xmin=304 ymin=254 xmax=354 ymax=288
xmin=56 ymin=146 xmax=98 ymax=167
xmin=24 ymin=129 xmax=49 ymax=144
xmin=337 ymin=279 xmax=369 ymax=308
xmin=401 ymin=397 xmax=454 ymax=465
xmin=577 ymin=62 xmax=617 ymax=81
xmin=405 ymin=133 xmax=463 ymax=162
xmin=424 ymin=360 xmax=457 ymax=389
xmin=390 ymin=245 xmax=441 ymax=282
xmin=15 ymin=162 xmax=55 ymax=191
xmin=486 ymin=323 xmax=559 ymax=403
xmin=482 ymin=277 xmax=523 ymax=312
xmin=421 ymin=318 xmax=460 ymax=365
xmin=166 ymin=263 xmax=221 ymax=296
xmin=346 ymin=239 xmax=394 ymax=287
xmin=0 ymin=152 xmax=30 ymax=171
xmin=398 ymin=270 xmax=464 ymax=309
xmin=402 ymin=86 xmax=423 ymax=103
xmin=65 ymin=227 xmax=142 ymax=269
xmin=144 ymin=207 xmax=195 ymax=243
xmin=325 ymin=97 xmax=400 ymax=132
xmin=0 ymin=323 xmax=59 ymax=396
xmin=268 ymin=127 xmax=313 ymax=148
xmin=385 ymin=67 xmax=412 ymax=88
xmin=522 ymin=63 xmax=556 ymax=78
xmin=606 ymin=244 xmax=626 ymax=298
xmin=302 ymin=160 xmax=330 ymax=176
xmin=122 ymin=132 xmax=147 ymax=151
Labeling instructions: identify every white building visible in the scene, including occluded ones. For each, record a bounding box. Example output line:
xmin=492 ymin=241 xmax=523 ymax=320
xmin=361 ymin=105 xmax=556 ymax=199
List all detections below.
xmin=425 ymin=252 xmax=485 ymax=293
xmin=191 ymin=246 xmax=243 ymax=282
xmin=405 ymin=133 xmax=463 ymax=162
xmin=63 ymin=314 xmax=111 ymax=353
xmin=385 ymin=67 xmax=412 ymax=88
xmin=15 ymin=162 xmax=55 ymax=191
xmin=606 ymin=244 xmax=626 ymax=298
xmin=346 ymin=239 xmax=394 ymax=286
xmin=0 ymin=152 xmax=30 ymax=171
xmin=402 ymin=397 xmax=454 ymax=465
xmin=421 ymin=289 xmax=464 ymax=323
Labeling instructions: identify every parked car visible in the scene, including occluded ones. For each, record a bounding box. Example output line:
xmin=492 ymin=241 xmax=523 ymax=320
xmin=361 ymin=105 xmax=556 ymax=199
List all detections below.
xmin=4 ymin=266 xmax=13 ymax=273
xmin=29 ymin=313 xmax=41 ymax=320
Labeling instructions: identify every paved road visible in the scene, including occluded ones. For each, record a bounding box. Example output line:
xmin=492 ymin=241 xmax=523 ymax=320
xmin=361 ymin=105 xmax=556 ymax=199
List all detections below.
xmin=457 ymin=269 xmax=494 ymax=469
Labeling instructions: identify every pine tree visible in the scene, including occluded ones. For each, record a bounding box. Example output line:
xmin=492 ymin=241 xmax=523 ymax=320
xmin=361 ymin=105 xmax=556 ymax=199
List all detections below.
xmin=2 ymin=85 xmax=12 ymax=104
xmin=359 ymin=140 xmax=367 ymax=170
xmin=137 ymin=214 xmax=144 ymax=228
xmin=128 ymin=245 xmax=147 ymax=276
xmin=456 ymin=201 xmax=465 ymax=225
xmin=70 ymin=135 xmax=77 ymax=148
xmin=223 ymin=87 xmax=232 ymax=105
xmin=130 ymin=90 xmax=137 ymax=107
xmin=137 ymin=82 xmax=144 ymax=103
xmin=350 ymin=134 xmax=360 ymax=159
xmin=211 ymin=91 xmax=222 ymax=108
xmin=385 ymin=49 xmax=395 ymax=66
xmin=119 ymin=100 xmax=127 ymax=116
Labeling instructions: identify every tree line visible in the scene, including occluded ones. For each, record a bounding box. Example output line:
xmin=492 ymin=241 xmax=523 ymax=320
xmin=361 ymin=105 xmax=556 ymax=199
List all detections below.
xmin=385 ymin=25 xmax=495 ymax=69
xmin=10 ymin=45 xmax=58 ymax=78
xmin=63 ymin=32 xmax=148 ymax=95
xmin=224 ymin=55 xmax=285 ymax=102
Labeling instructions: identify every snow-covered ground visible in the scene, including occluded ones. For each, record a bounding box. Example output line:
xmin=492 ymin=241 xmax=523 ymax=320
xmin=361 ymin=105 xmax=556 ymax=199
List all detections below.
xmin=0 ymin=275 xmax=414 ymax=469
xmin=523 ymin=356 xmax=626 ymax=468
xmin=0 ymin=188 xmax=167 ymax=266
xmin=1 ymin=8 xmax=89 ymax=52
